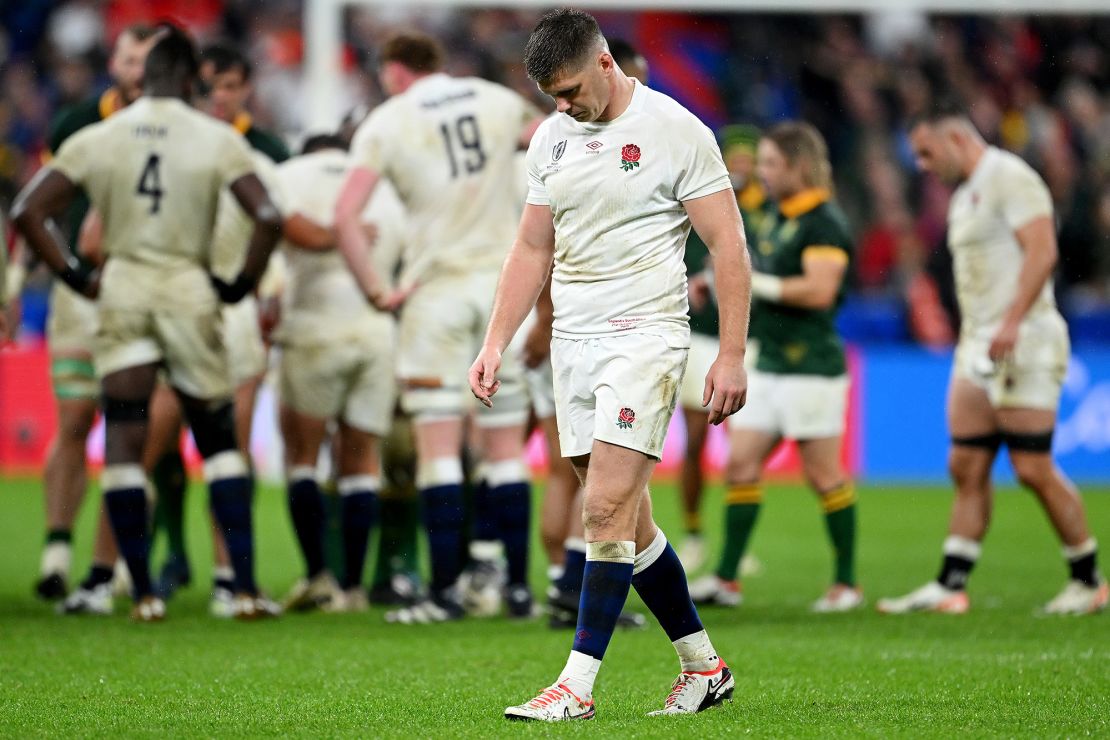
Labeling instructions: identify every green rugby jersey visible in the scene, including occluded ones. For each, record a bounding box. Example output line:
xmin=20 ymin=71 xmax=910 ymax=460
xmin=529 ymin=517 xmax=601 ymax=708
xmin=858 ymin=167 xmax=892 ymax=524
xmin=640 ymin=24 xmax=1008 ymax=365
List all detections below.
xmin=749 ymin=187 xmax=852 ymax=377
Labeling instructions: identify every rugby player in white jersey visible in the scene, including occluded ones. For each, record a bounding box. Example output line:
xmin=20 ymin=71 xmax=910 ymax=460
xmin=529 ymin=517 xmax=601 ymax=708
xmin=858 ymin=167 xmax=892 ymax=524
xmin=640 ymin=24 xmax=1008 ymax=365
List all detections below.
xmin=470 ymin=10 xmax=751 ymax=720
xmin=272 ymin=133 xmax=406 ymax=612
xmin=12 ymin=26 xmax=283 ymax=621
xmin=336 ymin=32 xmax=545 ymax=621
xmin=878 ymin=102 xmax=1107 ymax=616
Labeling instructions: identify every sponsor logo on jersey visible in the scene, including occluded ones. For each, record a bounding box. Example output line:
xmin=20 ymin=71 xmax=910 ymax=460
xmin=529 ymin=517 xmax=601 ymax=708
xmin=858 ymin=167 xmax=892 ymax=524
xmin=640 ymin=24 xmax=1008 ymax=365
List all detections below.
xmin=552 ymin=140 xmax=567 ymax=161
xmin=620 ymin=143 xmax=641 ymax=171
xmin=586 ymin=140 xmax=603 ymax=150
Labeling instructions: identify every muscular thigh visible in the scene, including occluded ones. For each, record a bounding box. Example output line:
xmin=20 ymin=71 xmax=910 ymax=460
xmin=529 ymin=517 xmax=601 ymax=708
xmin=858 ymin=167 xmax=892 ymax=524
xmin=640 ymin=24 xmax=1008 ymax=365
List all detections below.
xmin=947 ymin=376 xmax=998 ymax=438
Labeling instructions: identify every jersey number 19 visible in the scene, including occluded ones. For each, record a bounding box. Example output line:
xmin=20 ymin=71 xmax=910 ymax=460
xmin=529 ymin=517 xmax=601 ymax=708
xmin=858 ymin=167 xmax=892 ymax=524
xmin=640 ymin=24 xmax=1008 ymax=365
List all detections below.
xmin=439 ymin=114 xmax=486 ymax=178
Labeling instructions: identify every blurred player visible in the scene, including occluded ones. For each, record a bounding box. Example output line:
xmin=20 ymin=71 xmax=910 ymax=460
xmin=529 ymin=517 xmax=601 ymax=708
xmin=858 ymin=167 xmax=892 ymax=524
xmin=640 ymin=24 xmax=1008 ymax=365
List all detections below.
xmin=878 ymin=103 xmax=1107 ymax=616
xmin=274 ymin=133 xmax=405 ymax=612
xmin=12 ymin=25 xmax=283 ymax=621
xmin=33 ymin=24 xmax=158 ymax=601
xmin=150 ymin=43 xmax=291 ymax=600
xmin=336 ymin=32 xmax=544 ymax=621
xmin=690 ymin=122 xmax=860 ymax=612
xmin=675 ymin=124 xmax=765 ymax=571
xmin=472 ymin=10 xmax=750 ymax=720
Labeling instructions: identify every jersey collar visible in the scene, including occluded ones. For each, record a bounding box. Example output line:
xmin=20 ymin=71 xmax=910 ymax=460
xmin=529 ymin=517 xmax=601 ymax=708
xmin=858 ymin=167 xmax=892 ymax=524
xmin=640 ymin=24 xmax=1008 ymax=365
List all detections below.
xmin=778 ymin=187 xmax=830 ymax=219
xmin=232 ymin=111 xmax=253 ymax=136
xmin=98 ymin=88 xmax=124 ymax=119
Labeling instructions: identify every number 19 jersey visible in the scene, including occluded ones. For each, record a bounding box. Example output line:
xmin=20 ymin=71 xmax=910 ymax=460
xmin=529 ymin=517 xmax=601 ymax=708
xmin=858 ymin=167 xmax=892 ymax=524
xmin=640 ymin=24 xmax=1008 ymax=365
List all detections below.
xmin=350 ymin=73 xmax=538 ymax=284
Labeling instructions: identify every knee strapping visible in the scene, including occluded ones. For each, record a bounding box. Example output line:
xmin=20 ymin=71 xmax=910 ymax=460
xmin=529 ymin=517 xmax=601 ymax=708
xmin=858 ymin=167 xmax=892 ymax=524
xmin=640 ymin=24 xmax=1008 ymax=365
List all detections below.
xmin=416 ymin=457 xmax=463 ymax=489
xmin=1002 ymin=429 xmax=1054 ymax=453
xmin=102 ymin=396 xmax=149 ymax=423
xmin=951 ymin=432 xmax=1002 ymax=451
xmin=186 ymin=402 xmax=237 ymax=459
xmin=485 ymin=458 xmax=528 ymax=488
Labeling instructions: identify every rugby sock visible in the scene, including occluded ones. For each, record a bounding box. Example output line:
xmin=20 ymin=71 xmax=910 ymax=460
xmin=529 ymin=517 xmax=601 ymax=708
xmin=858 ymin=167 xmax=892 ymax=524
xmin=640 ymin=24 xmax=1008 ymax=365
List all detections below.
xmin=557 ymin=537 xmax=587 ymax=594
xmin=101 ymin=464 xmax=153 ymax=599
xmin=716 ymin=483 xmax=762 ymax=581
xmin=41 ymin=530 xmax=72 ymax=576
xmin=372 ymin=496 xmax=420 ymax=588
xmin=684 ymin=510 xmax=702 ymax=536
xmin=287 ymin=467 xmax=327 ymax=578
xmin=206 ymin=452 xmax=257 ymax=595
xmin=632 ymin=529 xmax=714 ymax=670
xmin=213 ymin=565 xmax=235 ymax=593
xmin=488 ymin=459 xmax=531 ymax=587
xmin=339 ymin=475 xmax=379 ymax=590
xmin=559 ymin=650 xmax=602 ymax=700
xmin=80 ymin=564 xmax=115 ymax=590
xmin=470 ymin=465 xmax=499 ymax=543
xmin=936 ymin=535 xmax=981 ymax=591
xmin=1064 ymin=539 xmax=1099 ymax=588
xmin=572 ymin=540 xmax=635 ymax=661
xmin=821 ymin=482 xmax=858 ymax=587
xmin=418 ymin=457 xmax=465 ymax=592
xmin=152 ymin=450 xmax=188 ymax=559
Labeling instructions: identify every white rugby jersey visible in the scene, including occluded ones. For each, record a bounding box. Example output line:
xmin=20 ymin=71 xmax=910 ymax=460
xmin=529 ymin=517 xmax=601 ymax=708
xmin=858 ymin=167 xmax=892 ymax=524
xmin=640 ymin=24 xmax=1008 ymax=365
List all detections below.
xmin=210 ymin=149 xmax=281 ymax=279
xmin=51 ymin=97 xmax=256 ymax=273
xmin=526 ymin=82 xmax=731 ymax=343
xmin=350 ymin=73 xmax=538 ymax=284
xmin=948 ymin=146 xmax=1060 ymax=339
xmin=274 ymin=148 xmax=405 ymax=342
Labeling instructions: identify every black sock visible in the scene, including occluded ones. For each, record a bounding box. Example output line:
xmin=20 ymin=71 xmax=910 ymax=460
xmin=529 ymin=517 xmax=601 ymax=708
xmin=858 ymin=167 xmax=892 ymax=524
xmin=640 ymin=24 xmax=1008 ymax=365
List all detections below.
xmin=288 ymin=474 xmax=327 ymax=578
xmin=936 ymin=555 xmax=975 ymax=591
xmin=209 ymin=476 xmax=257 ymax=595
xmin=494 ymin=481 xmax=531 ymax=587
xmin=1069 ymin=552 xmax=1099 ymax=588
xmin=81 ymin=565 xmax=114 ymax=590
xmin=339 ymin=477 xmax=378 ymax=590
xmin=46 ymin=529 xmax=72 ymax=544
xmin=104 ymin=486 xmax=153 ymax=599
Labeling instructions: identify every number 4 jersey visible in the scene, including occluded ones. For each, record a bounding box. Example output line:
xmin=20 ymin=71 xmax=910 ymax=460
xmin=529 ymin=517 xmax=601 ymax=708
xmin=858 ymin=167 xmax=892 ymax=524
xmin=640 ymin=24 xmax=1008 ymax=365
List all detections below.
xmin=350 ymin=73 xmax=539 ymax=285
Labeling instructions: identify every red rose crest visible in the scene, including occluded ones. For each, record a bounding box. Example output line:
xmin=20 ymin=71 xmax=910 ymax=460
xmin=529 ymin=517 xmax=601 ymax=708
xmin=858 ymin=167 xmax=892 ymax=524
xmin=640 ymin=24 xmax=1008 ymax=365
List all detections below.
xmin=620 ymin=144 xmax=641 ymax=171
xmin=616 ymin=407 xmax=636 ymax=429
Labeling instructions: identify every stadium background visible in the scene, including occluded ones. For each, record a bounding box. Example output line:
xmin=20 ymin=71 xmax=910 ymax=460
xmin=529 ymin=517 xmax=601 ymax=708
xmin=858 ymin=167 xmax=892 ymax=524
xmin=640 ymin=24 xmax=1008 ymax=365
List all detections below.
xmin=2 ymin=1 xmax=1108 ymax=482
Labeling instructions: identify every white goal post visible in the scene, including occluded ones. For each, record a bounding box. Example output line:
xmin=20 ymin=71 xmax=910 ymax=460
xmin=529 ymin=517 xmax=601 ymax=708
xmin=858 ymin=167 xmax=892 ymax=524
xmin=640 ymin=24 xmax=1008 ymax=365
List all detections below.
xmin=304 ymin=0 xmax=1108 ymax=130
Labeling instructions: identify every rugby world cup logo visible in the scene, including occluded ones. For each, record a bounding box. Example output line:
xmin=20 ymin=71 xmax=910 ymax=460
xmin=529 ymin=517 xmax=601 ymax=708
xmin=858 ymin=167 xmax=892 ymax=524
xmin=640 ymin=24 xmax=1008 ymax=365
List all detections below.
xmin=552 ymin=140 xmax=567 ymax=161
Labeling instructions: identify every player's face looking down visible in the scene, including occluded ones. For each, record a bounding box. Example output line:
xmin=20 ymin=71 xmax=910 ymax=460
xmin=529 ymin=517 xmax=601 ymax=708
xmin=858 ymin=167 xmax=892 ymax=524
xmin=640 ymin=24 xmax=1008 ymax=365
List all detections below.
xmin=910 ymin=121 xmax=966 ymax=185
xmin=756 ymin=138 xmax=805 ymax=201
xmin=539 ymin=49 xmax=615 ymax=123
xmin=110 ymin=31 xmax=157 ymax=104
xmin=198 ymin=62 xmax=250 ymax=123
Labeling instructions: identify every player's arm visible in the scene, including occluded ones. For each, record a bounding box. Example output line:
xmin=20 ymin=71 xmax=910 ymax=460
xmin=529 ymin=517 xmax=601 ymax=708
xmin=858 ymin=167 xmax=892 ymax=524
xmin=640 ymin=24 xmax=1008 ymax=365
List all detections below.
xmin=470 ymin=204 xmax=556 ymax=406
xmin=989 ymin=215 xmax=1057 ymax=360
xmin=685 ymin=188 xmax=751 ymax=425
xmin=522 ymin=272 xmax=554 ymax=368
xmin=751 ymin=246 xmax=848 ymax=310
xmin=77 ymin=208 xmax=104 ymax=266
xmin=214 ymin=173 xmax=283 ymax=303
xmin=335 ymin=166 xmax=391 ymax=307
xmin=10 ymin=168 xmax=93 ymax=297
xmin=283 ymin=213 xmax=334 ymax=251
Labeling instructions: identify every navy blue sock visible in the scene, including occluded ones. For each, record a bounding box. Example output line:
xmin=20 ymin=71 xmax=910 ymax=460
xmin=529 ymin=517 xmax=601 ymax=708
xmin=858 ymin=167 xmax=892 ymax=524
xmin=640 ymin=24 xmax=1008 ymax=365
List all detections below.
xmin=104 ymin=487 xmax=153 ymax=599
xmin=210 ymin=476 xmax=257 ymax=595
xmin=340 ymin=479 xmax=378 ymax=590
xmin=572 ymin=543 xmax=634 ymax=660
xmin=471 ymin=476 xmax=500 ymax=543
xmin=493 ymin=481 xmax=531 ymax=587
xmin=288 ymin=475 xmax=327 ymax=578
xmin=421 ymin=483 xmax=464 ymax=592
xmin=558 ymin=542 xmax=587 ymax=594
xmin=632 ymin=538 xmax=704 ymax=642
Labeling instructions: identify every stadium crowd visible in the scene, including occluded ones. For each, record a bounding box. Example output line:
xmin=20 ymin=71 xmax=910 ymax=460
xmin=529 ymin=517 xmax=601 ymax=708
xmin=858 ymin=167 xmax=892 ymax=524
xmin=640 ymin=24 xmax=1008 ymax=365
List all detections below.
xmin=3 ymin=5 xmax=1110 ymax=346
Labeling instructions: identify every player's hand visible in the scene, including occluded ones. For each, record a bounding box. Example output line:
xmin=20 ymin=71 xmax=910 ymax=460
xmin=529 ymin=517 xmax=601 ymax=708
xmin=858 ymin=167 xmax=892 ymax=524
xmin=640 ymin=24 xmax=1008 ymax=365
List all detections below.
xmin=688 ymin=271 xmax=712 ymax=313
xmin=522 ymin=320 xmax=551 ymax=369
xmin=703 ymin=353 xmax=747 ymax=426
xmin=369 ymin=284 xmax=413 ymax=313
xmin=258 ymin=295 xmax=281 ymax=343
xmin=468 ymin=346 xmax=503 ymax=408
xmin=210 ymin=274 xmax=252 ymax=303
xmin=988 ymin=319 xmax=1019 ymax=361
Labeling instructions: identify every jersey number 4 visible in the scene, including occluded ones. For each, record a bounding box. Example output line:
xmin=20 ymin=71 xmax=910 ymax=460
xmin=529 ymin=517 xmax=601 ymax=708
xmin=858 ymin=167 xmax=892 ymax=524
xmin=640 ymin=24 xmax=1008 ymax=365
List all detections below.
xmin=136 ymin=154 xmax=164 ymax=214
xmin=439 ymin=115 xmax=486 ymax=178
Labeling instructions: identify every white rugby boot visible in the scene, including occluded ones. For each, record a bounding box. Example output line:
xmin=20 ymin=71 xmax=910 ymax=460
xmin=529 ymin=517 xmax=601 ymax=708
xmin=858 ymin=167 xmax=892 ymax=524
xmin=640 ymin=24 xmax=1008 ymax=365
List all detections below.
xmin=283 ymin=571 xmax=341 ymax=612
xmin=688 ymin=575 xmax=742 ymax=607
xmin=877 ymin=581 xmax=969 ymax=615
xmin=812 ymin=584 xmax=864 ymax=613
xmin=504 ymin=682 xmax=596 ymax=722
xmin=1041 ymin=579 xmax=1109 ymax=615
xmin=57 ymin=583 xmax=114 ymax=616
xmin=648 ymin=659 xmax=734 ymax=716
xmin=130 ymin=595 xmax=166 ymax=622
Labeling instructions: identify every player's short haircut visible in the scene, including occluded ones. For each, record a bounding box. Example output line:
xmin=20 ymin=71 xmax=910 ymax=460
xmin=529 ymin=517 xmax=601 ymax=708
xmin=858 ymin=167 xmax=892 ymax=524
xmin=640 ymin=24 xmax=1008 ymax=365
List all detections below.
xmin=524 ymin=8 xmax=606 ymax=85
xmin=909 ymin=96 xmax=970 ymax=128
xmin=199 ymin=43 xmax=252 ymax=82
xmin=144 ymin=24 xmax=198 ymax=83
xmin=301 ymin=133 xmax=348 ymax=155
xmin=607 ymin=38 xmax=641 ymax=68
xmin=764 ymin=121 xmax=833 ymax=190
xmin=379 ymin=32 xmax=445 ymax=73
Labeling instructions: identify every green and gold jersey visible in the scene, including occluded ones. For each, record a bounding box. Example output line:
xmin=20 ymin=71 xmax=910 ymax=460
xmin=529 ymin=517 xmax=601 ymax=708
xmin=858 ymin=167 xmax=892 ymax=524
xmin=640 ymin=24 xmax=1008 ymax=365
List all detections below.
xmin=749 ymin=187 xmax=852 ymax=377
xmin=230 ymin=111 xmax=290 ymax=163
xmin=45 ymin=89 xmax=126 ymax=270
xmin=685 ymin=180 xmax=767 ymax=338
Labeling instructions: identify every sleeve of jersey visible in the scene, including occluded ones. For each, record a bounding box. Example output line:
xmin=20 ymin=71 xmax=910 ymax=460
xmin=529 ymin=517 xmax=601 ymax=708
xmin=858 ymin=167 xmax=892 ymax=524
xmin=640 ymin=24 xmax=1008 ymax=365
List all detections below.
xmin=220 ymin=132 xmax=258 ymax=188
xmin=349 ymin=112 xmax=389 ymax=174
xmin=524 ymin=134 xmax=550 ymax=207
xmin=1000 ymin=163 xmax=1053 ymax=231
xmin=673 ymin=117 xmax=732 ymax=202
xmin=48 ymin=130 xmax=92 ymax=185
xmin=801 ymin=217 xmax=852 ymax=264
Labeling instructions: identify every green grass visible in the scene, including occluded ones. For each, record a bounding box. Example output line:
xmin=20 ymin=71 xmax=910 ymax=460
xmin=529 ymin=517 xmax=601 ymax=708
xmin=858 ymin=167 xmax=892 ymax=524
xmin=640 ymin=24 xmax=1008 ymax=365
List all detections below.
xmin=0 ymin=476 xmax=1107 ymax=737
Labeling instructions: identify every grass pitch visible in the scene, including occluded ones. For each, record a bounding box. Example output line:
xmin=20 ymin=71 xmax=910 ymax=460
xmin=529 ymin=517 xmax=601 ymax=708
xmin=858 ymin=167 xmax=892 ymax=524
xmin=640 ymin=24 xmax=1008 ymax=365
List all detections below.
xmin=0 ymin=475 xmax=1107 ymax=737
